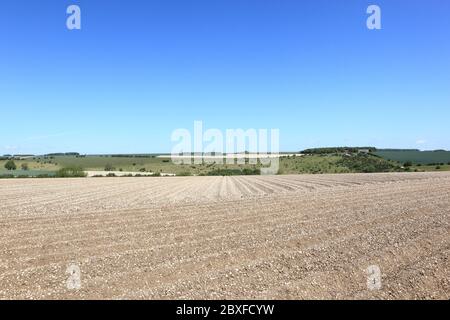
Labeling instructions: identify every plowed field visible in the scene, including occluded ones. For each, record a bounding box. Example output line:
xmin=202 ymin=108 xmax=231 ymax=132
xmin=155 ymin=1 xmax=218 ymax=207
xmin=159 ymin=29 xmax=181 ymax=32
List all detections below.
xmin=1 ymin=172 xmax=449 ymax=299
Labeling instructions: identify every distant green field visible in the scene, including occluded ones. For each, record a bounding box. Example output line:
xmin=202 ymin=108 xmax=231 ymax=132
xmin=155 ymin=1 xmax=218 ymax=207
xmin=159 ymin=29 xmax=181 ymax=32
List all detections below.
xmin=5 ymin=155 xmax=263 ymax=176
xmin=374 ymin=150 xmax=450 ymax=165
xmin=36 ymin=155 xmax=165 ymax=170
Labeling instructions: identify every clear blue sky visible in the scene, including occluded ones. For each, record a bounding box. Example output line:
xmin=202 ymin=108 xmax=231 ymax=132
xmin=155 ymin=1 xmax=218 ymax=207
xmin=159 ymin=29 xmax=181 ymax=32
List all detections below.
xmin=1 ymin=0 xmax=449 ymax=154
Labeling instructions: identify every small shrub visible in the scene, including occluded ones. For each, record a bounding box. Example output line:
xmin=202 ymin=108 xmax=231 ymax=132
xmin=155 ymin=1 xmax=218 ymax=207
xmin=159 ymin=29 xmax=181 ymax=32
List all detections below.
xmin=403 ymin=161 xmax=413 ymax=167
xmin=104 ymin=163 xmax=115 ymax=171
xmin=106 ymin=173 xmax=116 ymax=177
xmin=21 ymin=163 xmax=29 ymax=171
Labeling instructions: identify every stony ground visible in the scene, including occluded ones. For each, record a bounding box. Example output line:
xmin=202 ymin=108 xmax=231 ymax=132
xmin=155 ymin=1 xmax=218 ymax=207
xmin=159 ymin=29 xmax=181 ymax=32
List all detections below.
xmin=0 ymin=172 xmax=449 ymax=300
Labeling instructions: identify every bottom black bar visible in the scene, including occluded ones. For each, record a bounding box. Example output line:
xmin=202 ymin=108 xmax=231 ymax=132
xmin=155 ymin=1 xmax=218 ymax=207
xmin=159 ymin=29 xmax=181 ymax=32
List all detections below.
xmin=0 ymin=300 xmax=447 ymax=319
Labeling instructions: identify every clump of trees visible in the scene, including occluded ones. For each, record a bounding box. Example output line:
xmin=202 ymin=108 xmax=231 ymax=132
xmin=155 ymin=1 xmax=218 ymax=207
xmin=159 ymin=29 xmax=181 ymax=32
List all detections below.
xmin=4 ymin=160 xmax=17 ymax=171
xmin=45 ymin=152 xmax=80 ymax=156
xmin=301 ymin=147 xmax=377 ymax=155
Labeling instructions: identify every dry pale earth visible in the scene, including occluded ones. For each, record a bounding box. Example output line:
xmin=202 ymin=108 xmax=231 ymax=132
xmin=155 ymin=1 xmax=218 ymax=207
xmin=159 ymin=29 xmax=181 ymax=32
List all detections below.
xmin=0 ymin=172 xmax=449 ymax=300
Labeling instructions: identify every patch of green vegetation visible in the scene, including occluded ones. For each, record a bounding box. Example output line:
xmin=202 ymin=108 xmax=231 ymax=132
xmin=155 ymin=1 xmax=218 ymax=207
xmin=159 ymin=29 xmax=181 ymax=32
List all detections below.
xmin=0 ymin=169 xmax=56 ymax=178
xmin=0 ymin=174 xmax=15 ymax=179
xmin=279 ymin=155 xmax=348 ymax=174
xmin=279 ymin=154 xmax=402 ymax=174
xmin=177 ymin=171 xmax=192 ymax=176
xmin=205 ymin=168 xmax=261 ymax=176
xmin=412 ymin=164 xmax=450 ymax=172
xmin=33 ymin=155 xmax=181 ymax=173
xmin=336 ymin=154 xmax=400 ymax=173
xmin=55 ymin=167 xmax=87 ymax=178
xmin=0 ymin=158 xmax=58 ymax=172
